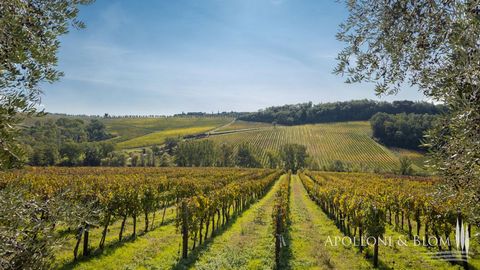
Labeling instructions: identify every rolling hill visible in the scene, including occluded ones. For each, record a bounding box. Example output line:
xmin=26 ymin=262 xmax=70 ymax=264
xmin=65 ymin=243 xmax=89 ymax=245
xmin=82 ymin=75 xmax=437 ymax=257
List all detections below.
xmin=205 ymin=120 xmax=419 ymax=172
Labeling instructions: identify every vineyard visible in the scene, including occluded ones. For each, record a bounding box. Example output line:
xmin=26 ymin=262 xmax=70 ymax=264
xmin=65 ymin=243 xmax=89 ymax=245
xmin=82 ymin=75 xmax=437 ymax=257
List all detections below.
xmin=299 ymin=171 xmax=480 ymax=269
xmin=206 ymin=121 xmax=401 ymax=171
xmin=1 ymin=167 xmax=478 ymax=269
xmin=22 ymin=115 xmax=233 ymax=148
xmin=0 ymin=167 xmax=278 ymax=269
xmin=109 ymin=117 xmax=233 ymax=149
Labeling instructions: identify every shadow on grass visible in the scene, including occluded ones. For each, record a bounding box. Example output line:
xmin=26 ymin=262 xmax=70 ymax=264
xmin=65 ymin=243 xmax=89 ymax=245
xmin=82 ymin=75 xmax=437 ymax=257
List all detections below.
xmin=362 ymin=239 xmax=480 ymax=270
xmin=172 ymin=211 xmax=246 ymax=270
xmin=173 ymin=179 xmax=282 ymax=270
xmin=57 ymin=217 xmax=176 ymax=270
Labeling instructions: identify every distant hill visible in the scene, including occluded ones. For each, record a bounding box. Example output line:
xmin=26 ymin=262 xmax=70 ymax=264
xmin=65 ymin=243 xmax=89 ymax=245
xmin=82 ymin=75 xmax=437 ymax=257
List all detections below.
xmin=204 ymin=120 xmax=425 ymax=173
xmin=111 ymin=117 xmax=232 ymax=149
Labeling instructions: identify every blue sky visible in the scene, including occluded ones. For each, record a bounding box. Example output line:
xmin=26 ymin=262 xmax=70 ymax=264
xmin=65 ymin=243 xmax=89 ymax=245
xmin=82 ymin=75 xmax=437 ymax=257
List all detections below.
xmin=42 ymin=0 xmax=427 ymax=115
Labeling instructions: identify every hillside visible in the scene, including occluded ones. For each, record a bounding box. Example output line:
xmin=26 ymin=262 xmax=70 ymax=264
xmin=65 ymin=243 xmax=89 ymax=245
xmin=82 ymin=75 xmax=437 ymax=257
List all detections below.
xmin=22 ymin=114 xmax=233 ymax=149
xmin=105 ymin=117 xmax=233 ymax=149
xmin=21 ymin=113 xmax=426 ymax=172
xmin=205 ymin=120 xmax=406 ymax=172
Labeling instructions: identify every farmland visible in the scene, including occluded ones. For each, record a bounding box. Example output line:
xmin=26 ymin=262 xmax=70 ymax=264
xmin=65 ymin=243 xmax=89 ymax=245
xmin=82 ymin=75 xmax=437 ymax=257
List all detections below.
xmin=21 ymin=114 xmax=425 ymax=172
xmin=22 ymin=114 xmax=233 ymax=149
xmin=206 ymin=121 xmax=402 ymax=172
xmin=1 ymin=167 xmax=478 ymax=269
xmin=104 ymin=117 xmax=233 ymax=149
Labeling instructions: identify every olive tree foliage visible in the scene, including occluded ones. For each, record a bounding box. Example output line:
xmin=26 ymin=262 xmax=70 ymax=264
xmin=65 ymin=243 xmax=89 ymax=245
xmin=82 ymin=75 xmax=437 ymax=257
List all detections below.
xmin=335 ymin=0 xmax=480 ymax=225
xmin=0 ymin=0 xmax=93 ymax=169
xmin=0 ymin=185 xmax=99 ymax=270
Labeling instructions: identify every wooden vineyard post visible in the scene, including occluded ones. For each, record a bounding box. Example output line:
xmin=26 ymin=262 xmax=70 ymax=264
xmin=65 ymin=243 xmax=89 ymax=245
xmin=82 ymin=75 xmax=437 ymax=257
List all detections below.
xmin=181 ymin=201 xmax=189 ymax=259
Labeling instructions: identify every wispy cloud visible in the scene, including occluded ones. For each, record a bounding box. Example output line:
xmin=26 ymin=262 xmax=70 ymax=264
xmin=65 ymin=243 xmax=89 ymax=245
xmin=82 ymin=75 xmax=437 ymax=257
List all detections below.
xmin=43 ymin=0 xmax=427 ymax=115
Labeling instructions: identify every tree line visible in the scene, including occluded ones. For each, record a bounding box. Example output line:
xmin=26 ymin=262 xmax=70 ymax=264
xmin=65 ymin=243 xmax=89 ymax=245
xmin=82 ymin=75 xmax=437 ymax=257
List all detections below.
xmin=239 ymin=99 xmax=445 ymax=125
xmin=370 ymin=113 xmax=438 ymax=150
xmin=174 ymin=140 xmax=307 ymax=172
xmin=21 ymin=118 xmax=115 ymax=166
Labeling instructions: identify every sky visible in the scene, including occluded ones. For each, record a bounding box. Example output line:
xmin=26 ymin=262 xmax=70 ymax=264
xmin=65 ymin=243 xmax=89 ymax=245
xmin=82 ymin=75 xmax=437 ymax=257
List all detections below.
xmin=42 ymin=0 xmax=427 ymax=116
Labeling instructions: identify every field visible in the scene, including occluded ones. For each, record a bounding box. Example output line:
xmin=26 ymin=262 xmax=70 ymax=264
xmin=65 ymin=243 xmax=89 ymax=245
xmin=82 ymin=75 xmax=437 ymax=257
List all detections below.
xmin=2 ymin=167 xmax=478 ymax=270
xmin=22 ymin=114 xmax=233 ymax=149
xmin=116 ymin=126 xmax=219 ymax=149
xmin=24 ymin=115 xmax=425 ymax=172
xmin=104 ymin=117 xmax=233 ymax=149
xmin=206 ymin=121 xmax=403 ymax=172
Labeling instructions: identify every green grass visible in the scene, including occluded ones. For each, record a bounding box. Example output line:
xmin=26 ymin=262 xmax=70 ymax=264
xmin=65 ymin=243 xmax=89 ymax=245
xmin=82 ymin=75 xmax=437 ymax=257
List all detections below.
xmin=289 ymin=175 xmax=371 ymax=269
xmin=21 ymin=114 xmax=232 ymax=149
xmin=190 ymin=176 xmax=286 ymax=270
xmin=117 ymin=126 xmax=218 ymax=149
xmin=206 ymin=121 xmax=400 ymax=171
xmin=54 ymin=207 xmax=179 ymax=270
xmin=103 ymin=117 xmax=232 ymax=149
xmin=46 ymin=170 xmax=477 ymax=269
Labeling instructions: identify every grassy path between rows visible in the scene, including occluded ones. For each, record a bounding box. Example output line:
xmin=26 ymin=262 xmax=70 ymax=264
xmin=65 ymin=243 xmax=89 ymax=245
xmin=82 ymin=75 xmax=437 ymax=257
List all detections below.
xmin=55 ymin=207 xmax=181 ymax=270
xmin=189 ymin=175 xmax=287 ymax=270
xmin=289 ymin=175 xmax=370 ymax=269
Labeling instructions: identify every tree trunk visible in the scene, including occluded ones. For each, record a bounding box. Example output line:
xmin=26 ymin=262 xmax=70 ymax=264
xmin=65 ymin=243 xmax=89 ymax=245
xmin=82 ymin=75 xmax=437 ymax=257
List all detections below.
xmin=373 ymin=236 xmax=379 ymax=268
xmin=119 ymin=215 xmax=127 ymax=241
xmin=100 ymin=214 xmax=111 ymax=249
xmin=211 ymin=214 xmax=216 ymax=237
xmin=395 ymin=211 xmax=399 ymax=229
xmin=407 ymin=217 xmax=413 ymax=240
xmin=193 ymin=230 xmax=197 ymax=250
xmin=181 ymin=201 xmax=188 ymax=259
xmin=416 ymin=218 xmax=421 ymax=237
xmin=151 ymin=211 xmax=156 ymax=230
xmin=359 ymin=226 xmax=363 ymax=253
xmin=145 ymin=211 xmax=149 ymax=233
xmin=388 ymin=209 xmax=392 ymax=225
xmin=199 ymin=219 xmax=204 ymax=245
xmin=221 ymin=207 xmax=225 ymax=226
xmin=74 ymin=227 xmax=83 ymax=260
xmin=401 ymin=211 xmax=404 ymax=230
xmin=83 ymin=223 xmax=90 ymax=257
xmin=132 ymin=214 xmax=137 ymax=238
xmin=205 ymin=215 xmax=210 ymax=242
xmin=161 ymin=202 xmax=168 ymax=225
xmin=424 ymin=222 xmax=429 ymax=247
